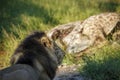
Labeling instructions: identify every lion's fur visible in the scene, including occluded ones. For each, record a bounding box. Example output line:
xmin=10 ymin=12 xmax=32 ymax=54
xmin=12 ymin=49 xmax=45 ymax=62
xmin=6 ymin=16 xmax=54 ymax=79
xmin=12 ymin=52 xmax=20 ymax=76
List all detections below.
xmin=0 ymin=64 xmax=39 ymax=80
xmin=0 ymin=31 xmax=65 ymax=80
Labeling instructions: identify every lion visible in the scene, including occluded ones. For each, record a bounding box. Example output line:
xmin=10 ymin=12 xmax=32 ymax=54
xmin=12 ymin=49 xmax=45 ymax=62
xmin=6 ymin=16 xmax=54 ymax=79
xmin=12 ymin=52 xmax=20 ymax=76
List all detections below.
xmin=0 ymin=31 xmax=65 ymax=80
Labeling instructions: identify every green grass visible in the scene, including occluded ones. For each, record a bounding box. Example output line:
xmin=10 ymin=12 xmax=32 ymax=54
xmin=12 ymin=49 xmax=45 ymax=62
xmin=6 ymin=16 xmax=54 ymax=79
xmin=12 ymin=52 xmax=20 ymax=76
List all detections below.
xmin=0 ymin=0 xmax=120 ymax=73
xmin=80 ymin=43 xmax=120 ymax=80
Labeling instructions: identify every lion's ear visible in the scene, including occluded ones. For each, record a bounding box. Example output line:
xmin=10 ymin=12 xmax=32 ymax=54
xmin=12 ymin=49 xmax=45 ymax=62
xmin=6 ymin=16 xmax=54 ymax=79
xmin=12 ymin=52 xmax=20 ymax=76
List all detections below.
xmin=41 ymin=36 xmax=51 ymax=47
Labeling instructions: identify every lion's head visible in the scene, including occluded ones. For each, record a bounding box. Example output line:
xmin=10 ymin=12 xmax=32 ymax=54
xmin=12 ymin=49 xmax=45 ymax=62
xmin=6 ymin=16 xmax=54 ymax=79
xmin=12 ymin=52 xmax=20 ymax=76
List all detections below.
xmin=11 ymin=31 xmax=65 ymax=66
xmin=34 ymin=31 xmax=65 ymax=65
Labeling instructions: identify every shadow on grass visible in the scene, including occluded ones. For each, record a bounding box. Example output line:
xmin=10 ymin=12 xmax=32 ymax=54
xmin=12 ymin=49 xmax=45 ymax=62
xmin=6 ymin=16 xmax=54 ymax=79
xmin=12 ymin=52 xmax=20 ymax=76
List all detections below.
xmin=81 ymin=55 xmax=120 ymax=80
xmin=0 ymin=0 xmax=59 ymax=32
xmin=76 ymin=0 xmax=119 ymax=12
xmin=98 ymin=1 xmax=120 ymax=12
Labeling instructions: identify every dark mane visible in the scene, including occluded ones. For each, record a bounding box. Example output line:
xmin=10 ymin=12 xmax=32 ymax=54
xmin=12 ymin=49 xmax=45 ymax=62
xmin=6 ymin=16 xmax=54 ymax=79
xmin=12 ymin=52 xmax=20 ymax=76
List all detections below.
xmin=11 ymin=31 xmax=57 ymax=79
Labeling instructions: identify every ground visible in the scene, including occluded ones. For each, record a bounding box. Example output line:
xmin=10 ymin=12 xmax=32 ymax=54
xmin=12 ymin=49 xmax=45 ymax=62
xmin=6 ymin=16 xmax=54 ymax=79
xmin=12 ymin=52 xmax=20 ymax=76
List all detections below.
xmin=54 ymin=64 xmax=84 ymax=80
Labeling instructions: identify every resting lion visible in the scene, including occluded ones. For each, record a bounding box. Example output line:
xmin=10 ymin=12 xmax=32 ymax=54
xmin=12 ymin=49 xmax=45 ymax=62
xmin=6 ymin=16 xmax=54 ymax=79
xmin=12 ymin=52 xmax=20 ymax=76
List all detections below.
xmin=0 ymin=31 xmax=65 ymax=80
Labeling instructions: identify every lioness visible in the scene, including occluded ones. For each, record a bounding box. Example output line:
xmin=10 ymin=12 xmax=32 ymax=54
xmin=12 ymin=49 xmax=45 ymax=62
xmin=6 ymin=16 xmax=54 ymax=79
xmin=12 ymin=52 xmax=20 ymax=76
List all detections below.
xmin=0 ymin=31 xmax=65 ymax=80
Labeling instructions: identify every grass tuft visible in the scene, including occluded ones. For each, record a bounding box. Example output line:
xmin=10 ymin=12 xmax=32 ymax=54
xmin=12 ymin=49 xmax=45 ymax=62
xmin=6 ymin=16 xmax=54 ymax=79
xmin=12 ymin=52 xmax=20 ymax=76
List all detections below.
xmin=80 ymin=44 xmax=120 ymax=80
